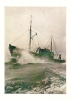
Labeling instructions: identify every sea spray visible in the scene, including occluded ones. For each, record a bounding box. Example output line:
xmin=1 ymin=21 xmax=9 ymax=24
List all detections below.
xmin=18 ymin=50 xmax=47 ymax=64
xmin=5 ymin=48 xmax=11 ymax=62
xmin=5 ymin=48 xmax=50 ymax=64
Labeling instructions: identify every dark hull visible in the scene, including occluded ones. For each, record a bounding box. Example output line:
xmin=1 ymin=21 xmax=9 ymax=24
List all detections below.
xmin=30 ymin=52 xmax=66 ymax=63
xmin=53 ymin=59 xmax=66 ymax=63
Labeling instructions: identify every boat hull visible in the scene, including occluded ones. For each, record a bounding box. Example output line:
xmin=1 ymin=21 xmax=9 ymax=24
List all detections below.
xmin=53 ymin=59 xmax=66 ymax=63
xmin=30 ymin=51 xmax=66 ymax=63
xmin=9 ymin=45 xmax=66 ymax=63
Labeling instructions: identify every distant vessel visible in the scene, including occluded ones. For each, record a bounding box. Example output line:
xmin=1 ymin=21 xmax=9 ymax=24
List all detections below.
xmin=9 ymin=16 xmax=66 ymax=63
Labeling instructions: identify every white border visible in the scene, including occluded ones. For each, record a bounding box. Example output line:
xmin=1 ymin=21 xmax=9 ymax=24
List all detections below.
xmin=3 ymin=0 xmax=66 ymax=6
xmin=0 ymin=0 xmax=71 ymax=100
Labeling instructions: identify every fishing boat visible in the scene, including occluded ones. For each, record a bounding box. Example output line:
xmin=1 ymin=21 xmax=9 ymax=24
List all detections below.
xmin=9 ymin=16 xmax=66 ymax=63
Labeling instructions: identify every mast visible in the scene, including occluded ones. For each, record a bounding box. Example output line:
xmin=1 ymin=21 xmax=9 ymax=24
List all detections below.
xmin=51 ymin=38 xmax=52 ymax=52
xmin=29 ymin=15 xmax=32 ymax=51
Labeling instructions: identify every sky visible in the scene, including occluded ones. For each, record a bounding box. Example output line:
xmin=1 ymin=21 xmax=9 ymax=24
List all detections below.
xmin=5 ymin=7 xmax=66 ymax=57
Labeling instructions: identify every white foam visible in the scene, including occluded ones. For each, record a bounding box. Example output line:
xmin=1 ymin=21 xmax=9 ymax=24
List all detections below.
xmin=18 ymin=50 xmax=47 ymax=64
xmin=5 ymin=48 xmax=11 ymax=62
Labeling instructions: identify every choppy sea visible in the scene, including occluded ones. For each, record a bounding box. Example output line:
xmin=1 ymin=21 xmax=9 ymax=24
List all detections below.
xmin=5 ymin=51 xmax=66 ymax=94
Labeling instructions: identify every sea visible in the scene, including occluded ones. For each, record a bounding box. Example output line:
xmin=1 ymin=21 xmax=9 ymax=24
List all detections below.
xmin=5 ymin=50 xmax=66 ymax=94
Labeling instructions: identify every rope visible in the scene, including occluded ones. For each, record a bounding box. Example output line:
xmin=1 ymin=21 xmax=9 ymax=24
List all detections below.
xmin=10 ymin=29 xmax=29 ymax=44
xmin=32 ymin=39 xmax=37 ymax=48
xmin=37 ymin=35 xmax=45 ymax=48
xmin=31 ymin=30 xmax=37 ymax=34
xmin=30 ymin=29 xmax=45 ymax=48
xmin=52 ymin=37 xmax=59 ymax=55
xmin=45 ymin=36 xmax=51 ymax=48
xmin=32 ymin=26 xmax=50 ymax=38
xmin=47 ymin=43 xmax=51 ymax=48
xmin=36 ymin=35 xmax=40 ymax=47
xmin=23 ymin=36 xmax=29 ymax=48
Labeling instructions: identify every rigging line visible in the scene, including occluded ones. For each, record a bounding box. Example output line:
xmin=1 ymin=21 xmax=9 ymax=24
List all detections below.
xmin=25 ymin=47 xmax=37 ymax=50
xmin=31 ymin=30 xmax=37 ymax=34
xmin=24 ymin=39 xmax=28 ymax=47
xmin=28 ymin=39 xmax=36 ymax=50
xmin=45 ymin=36 xmax=51 ymax=48
xmin=31 ymin=30 xmax=40 ymax=47
xmin=32 ymin=39 xmax=37 ymax=48
xmin=47 ymin=43 xmax=51 ymax=48
xmin=23 ymin=37 xmax=29 ymax=48
xmin=37 ymin=35 xmax=45 ymax=48
xmin=23 ymin=32 xmax=30 ymax=48
xmin=36 ymin=36 xmax=40 ymax=47
xmin=32 ymin=26 xmax=45 ymax=34
xmin=52 ymin=37 xmax=59 ymax=55
xmin=53 ymin=39 xmax=57 ymax=54
xmin=25 ymin=41 xmax=37 ymax=50
xmin=23 ymin=35 xmax=31 ymax=49
xmin=36 ymin=35 xmax=42 ymax=47
xmin=24 ymin=38 xmax=37 ymax=50
xmin=23 ymin=46 xmax=35 ymax=50
xmin=32 ymin=26 xmax=50 ymax=38
xmin=32 ymin=40 xmax=36 ymax=48
xmin=10 ymin=29 xmax=29 ymax=44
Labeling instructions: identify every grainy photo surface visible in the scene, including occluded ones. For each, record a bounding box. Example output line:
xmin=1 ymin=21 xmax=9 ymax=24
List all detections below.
xmin=5 ymin=7 xmax=66 ymax=94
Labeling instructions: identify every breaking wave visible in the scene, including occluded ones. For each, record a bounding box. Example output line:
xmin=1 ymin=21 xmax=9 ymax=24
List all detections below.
xmin=5 ymin=49 xmax=50 ymax=64
xmin=18 ymin=51 xmax=49 ymax=64
xmin=5 ymin=48 xmax=11 ymax=62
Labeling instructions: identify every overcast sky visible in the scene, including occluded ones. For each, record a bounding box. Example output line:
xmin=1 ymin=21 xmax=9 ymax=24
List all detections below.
xmin=5 ymin=7 xmax=66 ymax=56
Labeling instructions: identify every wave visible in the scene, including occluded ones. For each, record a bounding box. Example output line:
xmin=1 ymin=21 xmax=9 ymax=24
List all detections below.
xmin=5 ymin=49 xmax=51 ymax=64
xmin=18 ymin=51 xmax=50 ymax=64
